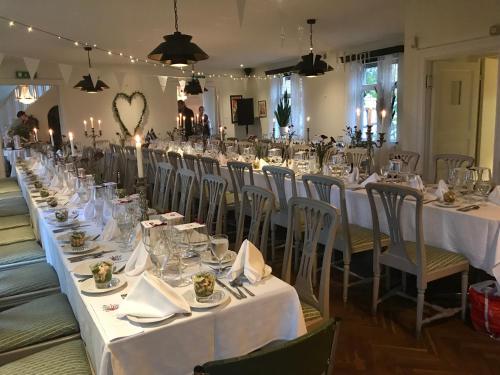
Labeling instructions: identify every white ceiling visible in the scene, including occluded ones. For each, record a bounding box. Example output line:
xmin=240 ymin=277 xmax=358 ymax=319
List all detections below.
xmin=0 ymin=0 xmax=404 ymax=72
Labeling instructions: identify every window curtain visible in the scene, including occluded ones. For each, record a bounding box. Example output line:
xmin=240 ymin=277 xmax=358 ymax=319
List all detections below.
xmin=376 ymin=55 xmax=399 ymax=142
xmin=268 ymin=77 xmax=282 ymax=138
xmin=345 ymin=61 xmax=363 ymax=133
xmin=290 ymin=74 xmax=304 ymax=139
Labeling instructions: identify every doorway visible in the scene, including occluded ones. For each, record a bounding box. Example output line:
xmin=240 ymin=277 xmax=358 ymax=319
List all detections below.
xmin=47 ymin=105 xmax=62 ymax=150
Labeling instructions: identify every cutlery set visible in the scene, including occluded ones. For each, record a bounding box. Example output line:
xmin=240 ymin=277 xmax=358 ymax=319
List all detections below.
xmin=216 ymin=278 xmax=254 ymax=299
xmin=457 ymin=204 xmax=480 ymax=212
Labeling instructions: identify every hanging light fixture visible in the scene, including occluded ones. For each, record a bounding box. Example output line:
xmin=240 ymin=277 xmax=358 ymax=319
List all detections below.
xmin=294 ymin=19 xmax=333 ymax=77
xmin=184 ymin=67 xmax=207 ymax=95
xmin=15 ymin=85 xmax=38 ymax=104
xmin=74 ymin=46 xmax=109 ymax=93
xmin=148 ymin=0 xmax=209 ymax=68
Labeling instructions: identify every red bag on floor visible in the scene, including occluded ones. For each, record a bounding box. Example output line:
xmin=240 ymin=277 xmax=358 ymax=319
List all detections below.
xmin=469 ymin=281 xmax=500 ymax=339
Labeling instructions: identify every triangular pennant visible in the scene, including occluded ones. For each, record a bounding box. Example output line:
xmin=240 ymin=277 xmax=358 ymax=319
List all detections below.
xmin=115 ymin=71 xmax=127 ymax=90
xmin=23 ymin=57 xmax=40 ymax=80
xmin=0 ymin=53 xmax=4 ymax=68
xmin=178 ymin=79 xmax=186 ymax=92
xmin=88 ymin=67 xmax=99 ymax=88
xmin=158 ymin=75 xmax=168 ymax=93
xmin=198 ymin=78 xmax=206 ymax=92
xmin=236 ymin=0 xmax=246 ymax=27
xmin=58 ymin=63 xmax=73 ymax=84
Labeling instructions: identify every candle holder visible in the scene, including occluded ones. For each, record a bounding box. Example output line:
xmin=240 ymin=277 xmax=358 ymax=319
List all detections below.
xmin=84 ymin=127 xmax=103 ymax=149
xmin=365 ymin=125 xmax=386 ymax=174
xmin=136 ymin=177 xmax=149 ymax=221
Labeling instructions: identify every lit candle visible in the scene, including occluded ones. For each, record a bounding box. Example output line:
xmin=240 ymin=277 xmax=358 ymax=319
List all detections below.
xmin=135 ymin=135 xmax=144 ymax=178
xmin=90 ymin=117 xmax=94 ymax=129
xmin=356 ymin=108 xmax=361 ymax=127
xmin=191 ymin=117 xmax=194 ymax=125
xmin=48 ymin=129 xmax=54 ymax=146
xmin=306 ymin=116 xmax=310 ymax=123
xmin=33 ymin=128 xmax=38 ymax=142
xmin=380 ymin=109 xmax=387 ymax=131
xmin=83 ymin=120 xmax=87 ymax=132
xmin=182 ymin=116 xmax=186 ymax=128
xmin=196 ymin=114 xmax=199 ymax=124
xmin=98 ymin=120 xmax=102 ymax=131
xmin=68 ymin=132 xmax=75 ymax=156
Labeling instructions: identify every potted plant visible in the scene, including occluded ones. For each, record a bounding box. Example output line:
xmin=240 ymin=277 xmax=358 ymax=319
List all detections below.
xmin=274 ymin=91 xmax=291 ymax=137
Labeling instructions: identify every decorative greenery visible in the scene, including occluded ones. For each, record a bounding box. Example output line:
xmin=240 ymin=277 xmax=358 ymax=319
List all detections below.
xmin=310 ymin=135 xmax=335 ymax=170
xmin=112 ymin=91 xmax=147 ymax=137
xmin=274 ymin=91 xmax=291 ymax=129
xmin=345 ymin=125 xmax=366 ymax=148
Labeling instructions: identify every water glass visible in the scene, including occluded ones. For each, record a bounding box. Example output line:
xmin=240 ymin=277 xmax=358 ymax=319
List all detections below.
xmin=210 ymin=234 xmax=229 ymax=276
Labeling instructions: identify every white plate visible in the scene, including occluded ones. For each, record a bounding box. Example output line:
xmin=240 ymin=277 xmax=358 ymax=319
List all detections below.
xmin=47 ymin=217 xmax=79 ymax=227
xmin=80 ymin=276 xmax=127 ymax=294
xmin=182 ymin=289 xmax=229 ymax=309
xmin=72 ymin=258 xmax=115 ymax=276
xmin=201 ymin=250 xmax=236 ymax=265
xmin=433 ymin=201 xmax=462 ymax=208
xmin=127 ymin=313 xmax=175 ymax=324
xmin=63 ymin=245 xmax=98 ymax=254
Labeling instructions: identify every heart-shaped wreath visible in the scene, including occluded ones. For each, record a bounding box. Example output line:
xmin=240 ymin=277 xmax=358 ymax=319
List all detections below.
xmin=112 ymin=91 xmax=148 ymax=137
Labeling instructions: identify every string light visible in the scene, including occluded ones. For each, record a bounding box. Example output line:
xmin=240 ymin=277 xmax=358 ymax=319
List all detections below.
xmin=8 ymin=21 xmax=14 ymax=27
xmin=27 ymin=26 xmax=32 ymax=32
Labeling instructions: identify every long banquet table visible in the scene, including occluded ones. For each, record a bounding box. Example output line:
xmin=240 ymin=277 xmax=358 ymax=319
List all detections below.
xmin=220 ymin=166 xmax=500 ymax=282
xmin=16 ymin=164 xmax=307 ymax=375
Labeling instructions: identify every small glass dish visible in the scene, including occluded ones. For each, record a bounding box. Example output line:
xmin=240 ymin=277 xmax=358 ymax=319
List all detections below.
xmin=90 ymin=260 xmax=114 ymax=289
xmin=192 ymin=271 xmax=215 ymax=302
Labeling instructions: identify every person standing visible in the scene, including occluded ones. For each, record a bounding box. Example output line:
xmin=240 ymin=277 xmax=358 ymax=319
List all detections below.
xmin=198 ymin=106 xmax=210 ymax=138
xmin=178 ymin=100 xmax=194 ymax=139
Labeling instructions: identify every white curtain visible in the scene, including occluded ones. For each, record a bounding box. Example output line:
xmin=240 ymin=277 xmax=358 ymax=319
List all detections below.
xmin=268 ymin=77 xmax=282 ymax=138
xmin=345 ymin=61 xmax=363 ymax=132
xmin=290 ymin=74 xmax=304 ymax=139
xmin=376 ymin=55 xmax=399 ymax=141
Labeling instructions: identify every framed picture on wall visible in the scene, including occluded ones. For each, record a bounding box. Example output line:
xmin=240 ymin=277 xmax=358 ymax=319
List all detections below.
xmin=230 ymin=95 xmax=242 ymax=124
xmin=258 ymin=100 xmax=267 ymax=118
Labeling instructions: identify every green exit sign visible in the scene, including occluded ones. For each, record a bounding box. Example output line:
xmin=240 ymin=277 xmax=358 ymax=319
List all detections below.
xmin=16 ymin=71 xmax=36 ymax=79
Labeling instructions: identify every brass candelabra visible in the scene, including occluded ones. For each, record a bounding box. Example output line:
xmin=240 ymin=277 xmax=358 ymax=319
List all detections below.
xmin=136 ymin=177 xmax=149 ymax=221
xmin=84 ymin=128 xmax=103 ymax=149
xmin=365 ymin=125 xmax=386 ymax=174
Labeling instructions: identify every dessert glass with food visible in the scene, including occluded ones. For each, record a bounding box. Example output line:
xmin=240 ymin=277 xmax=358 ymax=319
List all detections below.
xmin=192 ymin=271 xmax=216 ymax=302
xmin=54 ymin=209 xmax=69 ymax=222
xmin=70 ymin=231 xmax=86 ymax=248
xmin=90 ymin=261 xmax=114 ymax=289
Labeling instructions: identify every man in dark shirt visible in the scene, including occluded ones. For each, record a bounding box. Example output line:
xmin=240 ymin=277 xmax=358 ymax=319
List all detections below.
xmin=178 ymin=100 xmax=194 ymax=139
xmin=198 ymin=106 xmax=210 ymax=138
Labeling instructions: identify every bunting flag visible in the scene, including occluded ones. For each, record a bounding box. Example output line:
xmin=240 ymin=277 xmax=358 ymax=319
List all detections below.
xmin=158 ymin=75 xmax=168 ymax=93
xmin=23 ymin=57 xmax=40 ymax=79
xmin=178 ymin=79 xmax=186 ymax=92
xmin=0 ymin=53 xmax=4 ymax=68
xmin=115 ymin=71 xmax=127 ymax=90
xmin=198 ymin=78 xmax=206 ymax=92
xmin=236 ymin=0 xmax=246 ymax=27
xmin=58 ymin=63 xmax=73 ymax=84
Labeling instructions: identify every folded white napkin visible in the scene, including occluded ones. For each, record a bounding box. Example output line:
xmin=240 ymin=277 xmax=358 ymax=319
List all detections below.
xmin=49 ymin=175 xmax=61 ymax=189
xmin=488 ymin=185 xmax=500 ymax=205
xmin=237 ymin=155 xmax=245 ymax=162
xmin=259 ymin=158 xmax=269 ymax=169
xmin=410 ymin=175 xmax=425 ymax=192
xmin=360 ymin=172 xmax=381 ymax=187
xmin=347 ymin=167 xmax=359 ymax=184
xmin=229 ymin=239 xmax=271 ymax=284
xmin=102 ymin=218 xmax=120 ymax=241
xmin=83 ymin=200 xmax=95 ymax=220
xmin=433 ymin=179 xmax=449 ymax=200
xmin=125 ymin=241 xmax=153 ymax=276
xmin=68 ymin=193 xmax=80 ymax=205
xmin=218 ymin=153 xmax=228 ymax=166
xmin=118 ymin=272 xmax=190 ymax=318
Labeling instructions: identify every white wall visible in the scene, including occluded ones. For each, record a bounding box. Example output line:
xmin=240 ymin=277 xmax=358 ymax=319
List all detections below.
xmin=479 ymin=57 xmax=498 ymax=170
xmin=25 ymin=86 xmax=59 ymax=142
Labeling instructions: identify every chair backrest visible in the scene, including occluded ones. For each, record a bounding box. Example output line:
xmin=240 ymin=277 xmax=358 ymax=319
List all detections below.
xmin=167 ymin=151 xmax=183 ymax=171
xmin=262 ymin=165 xmax=297 ymax=211
xmin=200 ymin=156 xmax=221 ymax=176
xmin=124 ymin=153 xmax=138 ymax=194
xmin=365 ymin=183 xmax=424 ymax=281
xmin=172 ymin=168 xmax=196 ymax=222
xmin=183 ymin=153 xmax=201 ymax=175
xmin=235 ymin=185 xmax=275 ymax=260
xmin=227 ymin=161 xmax=254 ymax=206
xmin=282 ymin=197 xmax=339 ymax=320
xmin=389 ymin=150 xmax=420 ymax=173
xmin=345 ymin=147 xmax=368 ymax=168
xmin=151 ymin=162 xmax=175 ymax=213
xmin=196 ymin=318 xmax=340 ymax=375
xmin=237 ymin=140 xmax=253 ymax=154
xmin=197 ymin=174 xmax=227 ymax=235
xmin=433 ymin=153 xmax=474 ymax=183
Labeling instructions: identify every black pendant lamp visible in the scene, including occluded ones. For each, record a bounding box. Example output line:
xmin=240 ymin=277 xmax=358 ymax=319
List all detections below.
xmin=74 ymin=46 xmax=109 ymax=93
xmin=294 ymin=19 xmax=333 ymax=77
xmin=148 ymin=0 xmax=209 ymax=68
xmin=185 ymin=68 xmax=207 ymax=95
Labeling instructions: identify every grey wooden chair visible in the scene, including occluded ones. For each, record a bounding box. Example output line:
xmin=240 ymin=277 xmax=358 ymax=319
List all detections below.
xmin=302 ymin=174 xmax=390 ymax=303
xmin=263 ymin=165 xmax=297 ymax=260
xmin=282 ymin=197 xmax=340 ymax=329
xmin=345 ymin=147 xmax=368 ymax=169
xmin=172 ymin=168 xmax=196 ymax=222
xmin=151 ymin=162 xmax=175 ymax=214
xmin=124 ymin=153 xmax=138 ymax=195
xmin=433 ymin=153 xmax=474 ymax=183
xmin=200 ymin=156 xmax=221 ymax=176
xmin=197 ymin=174 xmax=227 ymax=236
xmin=389 ymin=150 xmax=420 ymax=173
xmin=366 ymin=182 xmax=469 ymax=337
xmin=195 ymin=318 xmax=340 ymax=375
xmin=167 ymin=151 xmax=183 ymax=171
xmin=235 ymin=185 xmax=275 ymax=261
xmin=227 ymin=161 xmax=254 ymax=219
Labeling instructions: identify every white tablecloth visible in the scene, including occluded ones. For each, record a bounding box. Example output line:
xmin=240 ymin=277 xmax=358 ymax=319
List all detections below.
xmin=4 ymin=148 xmax=25 ymax=177
xmin=220 ymin=166 xmax=500 ymax=281
xmin=16 ymin=164 xmax=306 ymax=375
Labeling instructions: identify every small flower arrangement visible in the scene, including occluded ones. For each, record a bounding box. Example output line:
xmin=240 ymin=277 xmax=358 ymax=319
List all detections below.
xmin=345 ymin=125 xmax=365 ymax=148
xmin=310 ymin=135 xmax=335 ymax=170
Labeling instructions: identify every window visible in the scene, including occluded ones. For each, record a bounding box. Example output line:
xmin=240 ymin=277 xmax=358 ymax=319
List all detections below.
xmin=281 ymin=75 xmax=291 ymax=97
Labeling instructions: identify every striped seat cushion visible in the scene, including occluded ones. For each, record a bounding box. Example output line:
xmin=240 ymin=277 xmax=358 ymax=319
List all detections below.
xmin=0 ymin=263 xmax=59 ymax=299
xmin=0 ymin=194 xmax=29 ymax=217
xmin=0 ymin=178 xmax=20 ymax=194
xmin=300 ymin=301 xmax=322 ymax=323
xmin=335 ymin=224 xmax=390 ymax=254
xmin=0 ymin=226 xmax=36 ymax=246
xmin=0 ymin=241 xmax=45 ymax=267
xmin=0 ymin=340 xmax=92 ymax=375
xmin=0 ymin=215 xmax=31 ymax=230
xmin=404 ymin=241 xmax=469 ymax=274
xmin=0 ymin=293 xmax=79 ymax=353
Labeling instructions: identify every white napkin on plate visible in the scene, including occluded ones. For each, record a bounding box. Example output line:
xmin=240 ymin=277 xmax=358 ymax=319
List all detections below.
xmin=360 ymin=172 xmax=381 ymax=187
xmin=433 ymin=179 xmax=449 ymax=200
xmin=218 ymin=153 xmax=228 ymax=166
xmin=125 ymin=241 xmax=153 ymax=276
xmin=229 ymin=239 xmax=271 ymax=284
xmin=488 ymin=185 xmax=500 ymax=205
xmin=102 ymin=218 xmax=120 ymax=241
xmin=237 ymin=155 xmax=245 ymax=162
xmin=118 ymin=272 xmax=190 ymax=318
xmin=347 ymin=167 xmax=359 ymax=184
xmin=259 ymin=158 xmax=269 ymax=169
xmin=410 ymin=175 xmax=425 ymax=192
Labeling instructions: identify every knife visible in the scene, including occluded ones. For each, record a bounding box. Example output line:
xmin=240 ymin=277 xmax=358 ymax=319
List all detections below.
xmin=53 ymin=224 xmax=91 ymax=233
xmin=215 ymin=279 xmax=242 ymax=300
xmin=68 ymin=250 xmax=113 ymax=263
xmin=457 ymin=204 xmax=480 ymax=212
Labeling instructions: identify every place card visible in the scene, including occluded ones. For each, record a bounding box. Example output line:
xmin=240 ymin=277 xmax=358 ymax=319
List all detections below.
xmin=140 ymin=219 xmax=166 ymax=229
xmin=160 ymin=212 xmax=184 ymax=221
xmin=174 ymin=222 xmax=205 ymax=232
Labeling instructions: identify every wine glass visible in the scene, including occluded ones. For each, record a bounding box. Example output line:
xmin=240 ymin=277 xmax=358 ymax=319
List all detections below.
xmin=210 ymin=234 xmax=229 ymax=276
xmin=142 ymin=225 xmax=170 ymax=279
xmin=187 ymin=225 xmax=209 ymax=271
xmin=112 ymin=202 xmax=136 ymax=252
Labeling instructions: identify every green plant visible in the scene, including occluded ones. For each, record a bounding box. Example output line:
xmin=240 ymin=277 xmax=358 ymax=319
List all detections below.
xmin=274 ymin=91 xmax=291 ymax=128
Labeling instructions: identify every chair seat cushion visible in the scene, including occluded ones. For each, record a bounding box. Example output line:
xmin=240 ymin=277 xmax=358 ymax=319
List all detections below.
xmin=0 ymin=340 xmax=92 ymax=375
xmin=0 ymin=226 xmax=36 ymax=246
xmin=225 ymin=191 xmax=235 ymax=206
xmin=404 ymin=242 xmax=469 ymax=274
xmin=0 ymin=293 xmax=79 ymax=353
xmin=0 ymin=178 xmax=20 ymax=194
xmin=0 ymin=241 xmax=45 ymax=267
xmin=0 ymin=215 xmax=31 ymax=230
xmin=300 ymin=301 xmax=322 ymax=323
xmin=0 ymin=263 xmax=59 ymax=299
xmin=0 ymin=194 xmax=29 ymax=217
xmin=335 ymin=224 xmax=390 ymax=254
